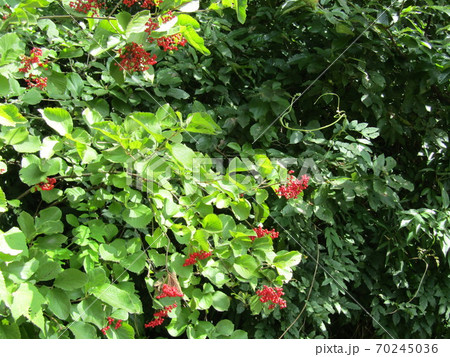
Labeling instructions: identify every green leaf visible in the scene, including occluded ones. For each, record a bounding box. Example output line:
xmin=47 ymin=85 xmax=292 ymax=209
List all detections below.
xmin=10 ymin=283 xmax=45 ymax=322
xmin=233 ymin=254 xmax=258 ymax=279
xmin=441 ymin=187 xmax=449 ymax=209
xmin=40 ymin=108 xmax=73 ymax=136
xmin=177 ymin=13 xmax=200 ymax=28
xmin=214 ymin=319 xmax=234 ymax=336
xmin=13 ymin=135 xmax=42 ymax=153
xmin=0 ymin=228 xmax=28 ymax=261
xmin=192 ymin=288 xmax=213 ymax=310
xmin=54 ymin=269 xmax=88 ymax=291
xmin=186 ymin=321 xmax=214 ymax=339
xmin=46 ymin=72 xmax=67 ymax=99
xmin=230 ymin=329 xmax=248 ymax=339
xmin=0 ymin=75 xmax=9 ymax=97
xmin=0 ymin=126 xmax=28 ymax=145
xmin=6 ymin=258 xmax=39 ymax=281
xmin=273 ymin=251 xmax=302 ymax=269
xmin=122 ymin=252 xmax=146 ymax=274
xmin=58 ymin=47 xmax=84 ymax=58
xmin=46 ymin=288 xmax=70 ymax=320
xmin=145 ymin=229 xmax=169 ymax=248
xmin=336 ymin=23 xmax=354 ymax=35
xmin=0 ymin=271 xmax=12 ymax=307
xmin=99 ymin=240 xmax=127 ymax=262
xmin=167 ymin=142 xmax=196 ymax=170
xmin=0 ymin=33 xmax=25 ymax=66
xmin=255 ymin=189 xmax=269 ymax=204
xmin=125 ymin=10 xmax=150 ymax=40
xmin=0 ymin=187 xmax=6 ymax=214
xmin=21 ymin=88 xmax=43 ymax=105
xmin=17 ymin=211 xmax=36 ymax=241
xmin=19 ymin=163 xmax=46 ymax=185
xmin=235 ymin=0 xmax=248 ymax=24
xmin=91 ymin=283 xmax=143 ymax=314
xmin=185 ymin=112 xmax=222 ymax=135
xmin=69 ymin=321 xmax=98 ymax=339
xmin=193 ymin=229 xmax=210 ymax=251
xmin=202 ymin=214 xmax=223 ymax=233
xmin=314 ymin=206 xmax=334 ymax=225
xmin=0 ymin=323 xmax=21 ymax=339
xmin=109 ymin=58 xmax=125 ymax=85
xmin=182 ymin=26 xmax=210 ymax=55
xmin=167 ymin=88 xmax=190 ymax=100
xmin=167 ymin=308 xmax=189 ymax=337
xmin=107 ymin=322 xmax=135 ymax=339
xmin=231 ymin=199 xmax=251 ymax=221
xmin=122 ymin=203 xmax=153 ymax=228
xmin=179 ymin=1 xmax=200 ymax=14
xmin=0 ymin=104 xmax=27 ymax=127
xmin=35 ymin=261 xmax=62 ymax=281
xmin=212 ymin=291 xmax=230 ymax=312
xmin=73 ymin=297 xmax=105 ymax=329
xmin=202 ymin=265 xmax=230 ymax=287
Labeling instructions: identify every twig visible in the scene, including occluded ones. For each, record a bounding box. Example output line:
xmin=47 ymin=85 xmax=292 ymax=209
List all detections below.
xmin=39 ymin=15 xmax=116 ymax=20
xmin=388 ymin=259 xmax=429 ymax=315
xmin=279 ymin=239 xmax=320 ymax=339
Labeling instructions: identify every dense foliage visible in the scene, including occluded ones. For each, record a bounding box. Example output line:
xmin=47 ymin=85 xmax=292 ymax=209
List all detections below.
xmin=0 ymin=0 xmax=449 ymax=339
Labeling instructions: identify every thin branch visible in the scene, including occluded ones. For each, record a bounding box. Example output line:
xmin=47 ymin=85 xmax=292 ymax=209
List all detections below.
xmin=279 ymin=239 xmax=320 ymax=339
xmin=388 ymin=259 xmax=429 ymax=315
xmin=107 ymin=0 xmax=123 ymax=18
xmin=39 ymin=15 xmax=116 ymax=20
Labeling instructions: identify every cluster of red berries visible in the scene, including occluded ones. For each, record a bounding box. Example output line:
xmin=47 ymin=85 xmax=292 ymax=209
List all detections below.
xmin=69 ymin=0 xmax=106 ymax=16
xmin=19 ymin=48 xmax=48 ymax=90
xmin=145 ymin=317 xmax=164 ymax=328
xmin=145 ymin=12 xmax=187 ymax=52
xmin=123 ymin=0 xmax=162 ymax=9
xmin=182 ymin=250 xmax=212 ymax=266
xmin=256 ymin=285 xmax=287 ymax=309
xmin=37 ymin=177 xmax=57 ymax=191
xmin=1 ymin=4 xmax=11 ymax=20
xmin=161 ymin=10 xmax=174 ymax=23
xmin=276 ymin=171 xmax=310 ymax=199
xmin=250 ymin=227 xmax=280 ymax=241
xmin=100 ymin=317 xmax=123 ymax=335
xmin=155 ymin=284 xmax=183 ymax=299
xmin=153 ymin=303 xmax=177 ymax=318
xmin=145 ymin=18 xmax=159 ymax=34
xmin=116 ymin=42 xmax=157 ymax=72
xmin=145 ymin=302 xmax=177 ymax=328
xmin=25 ymin=76 xmax=47 ymax=90
xmin=150 ymin=34 xmax=188 ymax=52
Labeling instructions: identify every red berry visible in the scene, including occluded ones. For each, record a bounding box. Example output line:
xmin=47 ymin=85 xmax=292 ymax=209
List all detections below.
xmin=256 ymin=285 xmax=287 ymax=309
xmin=250 ymin=227 xmax=279 ymax=241
xmin=116 ymin=42 xmax=157 ymax=72
xmin=155 ymin=284 xmax=183 ymax=299
xmin=182 ymin=250 xmax=212 ymax=266
xmin=276 ymin=175 xmax=310 ymax=199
